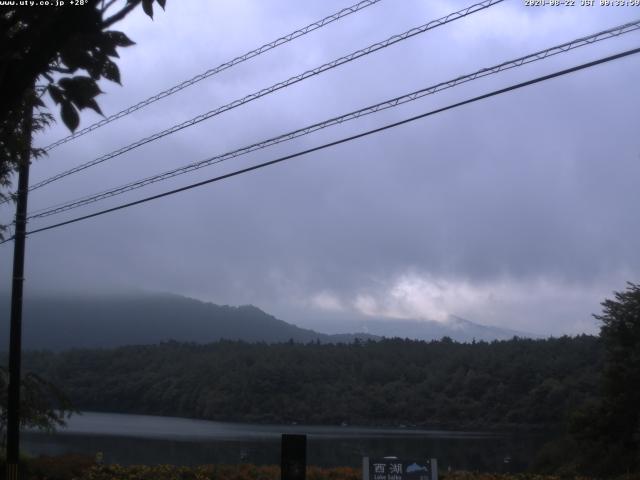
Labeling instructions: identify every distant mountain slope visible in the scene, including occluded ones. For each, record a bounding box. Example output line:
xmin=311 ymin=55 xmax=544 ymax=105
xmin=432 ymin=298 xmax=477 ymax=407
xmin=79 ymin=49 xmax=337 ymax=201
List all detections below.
xmin=0 ymin=293 xmax=374 ymax=351
xmin=299 ymin=311 xmax=539 ymax=343
xmin=0 ymin=292 xmax=537 ymax=351
xmin=353 ymin=315 xmax=538 ymax=342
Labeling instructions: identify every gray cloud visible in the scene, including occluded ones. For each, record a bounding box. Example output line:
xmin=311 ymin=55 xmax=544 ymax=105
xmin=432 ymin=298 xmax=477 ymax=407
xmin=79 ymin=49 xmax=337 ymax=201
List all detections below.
xmin=2 ymin=0 xmax=639 ymax=336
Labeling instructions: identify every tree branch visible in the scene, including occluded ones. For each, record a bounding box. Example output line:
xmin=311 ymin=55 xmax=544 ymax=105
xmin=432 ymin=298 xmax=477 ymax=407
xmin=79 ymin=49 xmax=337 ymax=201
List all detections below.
xmin=103 ymin=1 xmax=140 ymax=28
xmin=50 ymin=66 xmax=73 ymax=74
xmin=101 ymin=0 xmax=119 ymax=14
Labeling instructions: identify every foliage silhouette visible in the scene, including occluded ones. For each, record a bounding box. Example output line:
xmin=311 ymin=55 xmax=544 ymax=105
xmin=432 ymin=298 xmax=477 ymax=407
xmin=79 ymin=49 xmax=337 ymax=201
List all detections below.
xmin=568 ymin=283 xmax=640 ymax=475
xmin=0 ymin=0 xmax=167 ymax=227
xmin=0 ymin=365 xmax=75 ymax=445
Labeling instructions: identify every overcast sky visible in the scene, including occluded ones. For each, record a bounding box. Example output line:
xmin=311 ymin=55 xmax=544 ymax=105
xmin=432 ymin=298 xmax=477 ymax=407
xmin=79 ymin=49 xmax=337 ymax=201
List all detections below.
xmin=2 ymin=0 xmax=639 ymax=336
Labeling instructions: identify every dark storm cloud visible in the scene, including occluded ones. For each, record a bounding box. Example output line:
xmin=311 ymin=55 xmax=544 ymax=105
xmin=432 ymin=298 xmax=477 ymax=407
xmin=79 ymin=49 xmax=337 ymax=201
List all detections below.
xmin=2 ymin=0 xmax=639 ymax=335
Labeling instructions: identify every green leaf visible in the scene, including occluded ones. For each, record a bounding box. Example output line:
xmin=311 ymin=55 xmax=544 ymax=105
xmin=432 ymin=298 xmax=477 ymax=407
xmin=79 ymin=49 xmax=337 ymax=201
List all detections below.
xmin=86 ymin=49 xmax=110 ymax=80
xmin=105 ymin=31 xmax=135 ymax=47
xmin=47 ymin=85 xmax=65 ymax=105
xmin=87 ymin=62 xmax=102 ymax=80
xmin=99 ymin=36 xmax=119 ymax=58
xmin=59 ymin=76 xmax=102 ymax=100
xmin=156 ymin=0 xmax=166 ymax=9
xmin=60 ymin=101 xmax=79 ymax=132
xmin=102 ymin=59 xmax=121 ymax=85
xmin=59 ymin=45 xmax=90 ymax=72
xmin=84 ymin=98 xmax=103 ymax=116
xmin=142 ymin=0 xmax=153 ymax=18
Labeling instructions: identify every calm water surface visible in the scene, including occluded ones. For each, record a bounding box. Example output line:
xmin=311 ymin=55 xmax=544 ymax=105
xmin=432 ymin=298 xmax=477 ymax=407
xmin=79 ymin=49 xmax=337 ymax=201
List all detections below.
xmin=22 ymin=412 xmax=549 ymax=472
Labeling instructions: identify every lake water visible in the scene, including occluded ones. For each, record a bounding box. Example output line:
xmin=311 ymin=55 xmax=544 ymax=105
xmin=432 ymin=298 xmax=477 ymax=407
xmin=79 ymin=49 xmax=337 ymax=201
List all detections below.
xmin=22 ymin=412 xmax=549 ymax=472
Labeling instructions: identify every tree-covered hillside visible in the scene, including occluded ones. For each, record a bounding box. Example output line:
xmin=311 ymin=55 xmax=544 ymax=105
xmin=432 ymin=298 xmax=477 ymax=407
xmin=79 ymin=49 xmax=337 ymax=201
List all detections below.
xmin=0 ymin=293 xmax=375 ymax=350
xmin=19 ymin=336 xmax=602 ymax=429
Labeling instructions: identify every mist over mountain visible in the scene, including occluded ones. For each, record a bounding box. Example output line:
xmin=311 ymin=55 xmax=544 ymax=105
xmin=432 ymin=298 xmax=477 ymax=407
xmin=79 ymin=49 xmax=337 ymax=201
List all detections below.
xmin=0 ymin=292 xmax=536 ymax=351
xmin=293 ymin=308 xmax=539 ymax=342
xmin=342 ymin=316 xmax=538 ymax=342
xmin=0 ymin=292 xmax=375 ymax=350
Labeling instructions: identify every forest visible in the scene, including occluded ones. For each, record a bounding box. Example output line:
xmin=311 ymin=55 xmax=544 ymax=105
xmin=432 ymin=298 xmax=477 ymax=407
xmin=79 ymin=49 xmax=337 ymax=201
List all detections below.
xmin=20 ymin=335 xmax=602 ymax=429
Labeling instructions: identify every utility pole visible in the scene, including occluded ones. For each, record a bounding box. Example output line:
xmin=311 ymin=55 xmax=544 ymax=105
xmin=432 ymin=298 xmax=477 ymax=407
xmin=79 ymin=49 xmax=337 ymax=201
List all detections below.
xmin=6 ymin=99 xmax=33 ymax=480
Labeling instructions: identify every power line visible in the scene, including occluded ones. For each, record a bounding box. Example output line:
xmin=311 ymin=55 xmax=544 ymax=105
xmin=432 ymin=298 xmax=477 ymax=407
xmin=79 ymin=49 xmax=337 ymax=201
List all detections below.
xmin=6 ymin=46 xmax=637 ymax=243
xmin=27 ymin=19 xmax=640 ymax=220
xmin=41 ymin=0 xmax=384 ymax=152
xmin=26 ymin=0 xmax=503 ymax=193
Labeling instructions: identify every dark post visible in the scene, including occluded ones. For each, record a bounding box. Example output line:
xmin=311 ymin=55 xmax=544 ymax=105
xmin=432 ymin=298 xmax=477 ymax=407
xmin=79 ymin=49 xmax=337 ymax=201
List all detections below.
xmin=6 ymin=101 xmax=33 ymax=480
xmin=281 ymin=434 xmax=306 ymax=480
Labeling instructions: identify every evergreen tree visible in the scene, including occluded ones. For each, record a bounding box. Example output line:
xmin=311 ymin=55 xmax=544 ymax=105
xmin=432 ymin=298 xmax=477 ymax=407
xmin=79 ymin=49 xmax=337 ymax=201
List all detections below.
xmin=569 ymin=282 xmax=640 ymax=475
xmin=594 ymin=282 xmax=640 ymax=472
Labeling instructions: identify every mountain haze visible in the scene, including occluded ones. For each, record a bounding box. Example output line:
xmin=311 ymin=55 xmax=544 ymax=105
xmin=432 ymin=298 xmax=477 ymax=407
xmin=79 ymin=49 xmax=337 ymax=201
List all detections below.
xmin=351 ymin=315 xmax=538 ymax=342
xmin=0 ymin=293 xmax=374 ymax=351
xmin=0 ymin=292 xmax=536 ymax=350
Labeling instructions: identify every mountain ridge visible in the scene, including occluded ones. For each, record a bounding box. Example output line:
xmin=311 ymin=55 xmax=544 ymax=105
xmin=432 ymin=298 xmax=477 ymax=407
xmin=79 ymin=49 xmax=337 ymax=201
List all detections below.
xmin=0 ymin=291 xmax=537 ymax=350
